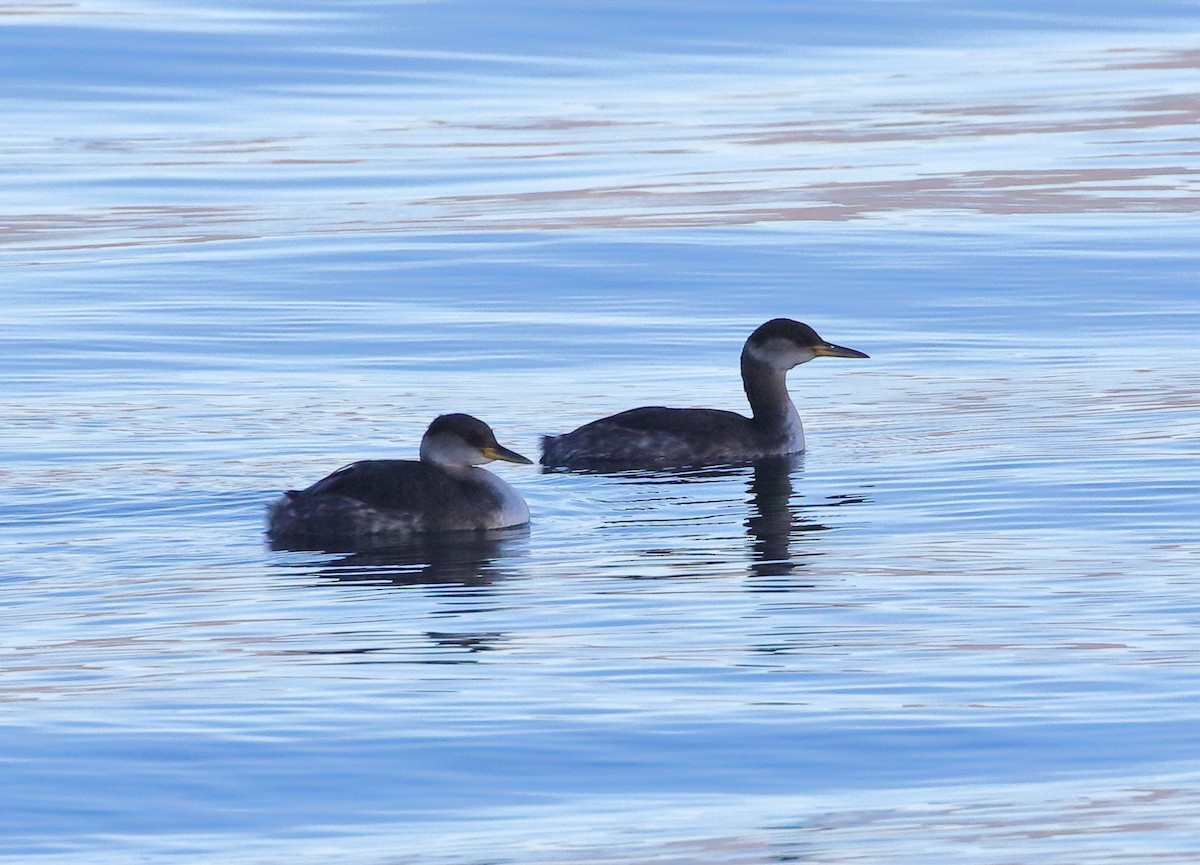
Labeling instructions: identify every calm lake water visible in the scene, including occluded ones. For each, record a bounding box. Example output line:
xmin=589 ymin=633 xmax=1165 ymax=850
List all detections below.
xmin=3 ymin=1 xmax=1200 ymax=863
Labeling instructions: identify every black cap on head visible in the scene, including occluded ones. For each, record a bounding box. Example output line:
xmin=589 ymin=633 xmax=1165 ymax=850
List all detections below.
xmin=749 ymin=318 xmax=823 ymax=347
xmin=426 ymin=413 xmax=495 ymax=448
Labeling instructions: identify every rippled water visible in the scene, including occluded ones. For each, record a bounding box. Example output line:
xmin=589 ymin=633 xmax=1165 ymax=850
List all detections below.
xmin=3 ymin=2 xmax=1200 ymax=863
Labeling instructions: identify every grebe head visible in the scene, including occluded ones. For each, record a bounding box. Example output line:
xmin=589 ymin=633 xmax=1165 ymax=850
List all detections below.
xmin=418 ymin=413 xmax=533 ymax=468
xmin=743 ymin=318 xmax=869 ymax=371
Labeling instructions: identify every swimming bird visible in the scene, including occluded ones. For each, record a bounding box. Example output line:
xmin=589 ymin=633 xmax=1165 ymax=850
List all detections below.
xmin=540 ymin=318 xmax=868 ymax=469
xmin=267 ymin=413 xmax=533 ymax=543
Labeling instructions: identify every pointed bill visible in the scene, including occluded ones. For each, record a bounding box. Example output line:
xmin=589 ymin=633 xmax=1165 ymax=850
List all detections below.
xmin=814 ymin=341 xmax=869 ymax=359
xmin=482 ymin=444 xmax=534 ymax=465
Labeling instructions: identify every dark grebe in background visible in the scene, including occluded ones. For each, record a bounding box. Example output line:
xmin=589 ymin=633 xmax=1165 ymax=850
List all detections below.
xmin=540 ymin=319 xmax=868 ymax=469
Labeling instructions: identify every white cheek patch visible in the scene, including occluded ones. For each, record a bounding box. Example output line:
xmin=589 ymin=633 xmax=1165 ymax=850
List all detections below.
xmin=421 ymin=434 xmax=482 ymax=466
xmin=747 ymin=337 xmax=815 ymax=370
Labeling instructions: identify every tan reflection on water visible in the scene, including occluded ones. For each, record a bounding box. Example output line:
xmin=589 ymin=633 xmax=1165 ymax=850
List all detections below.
xmin=3 ymin=41 xmax=1198 ymax=250
xmin=1102 ymin=46 xmax=1200 ymax=70
xmin=419 ymin=165 xmax=1199 ymax=230
xmin=412 ymin=782 xmax=1200 ymax=864
xmin=2 ymin=205 xmax=259 ymax=251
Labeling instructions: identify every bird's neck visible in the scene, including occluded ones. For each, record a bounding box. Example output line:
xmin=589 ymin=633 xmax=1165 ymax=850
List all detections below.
xmin=467 ymin=465 xmax=530 ymax=527
xmin=742 ymin=354 xmax=804 ymax=447
xmin=426 ymin=460 xmax=477 ymax=478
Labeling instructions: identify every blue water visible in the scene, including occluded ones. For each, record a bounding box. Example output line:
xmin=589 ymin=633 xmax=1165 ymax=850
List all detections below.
xmin=3 ymin=2 xmax=1200 ymax=863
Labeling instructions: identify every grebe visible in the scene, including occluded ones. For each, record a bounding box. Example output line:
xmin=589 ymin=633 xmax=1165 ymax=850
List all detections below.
xmin=540 ymin=319 xmax=867 ymax=469
xmin=267 ymin=413 xmax=533 ymax=542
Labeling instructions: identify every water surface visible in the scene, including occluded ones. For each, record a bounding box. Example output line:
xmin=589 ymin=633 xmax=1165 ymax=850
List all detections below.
xmin=3 ymin=1 xmax=1200 ymax=863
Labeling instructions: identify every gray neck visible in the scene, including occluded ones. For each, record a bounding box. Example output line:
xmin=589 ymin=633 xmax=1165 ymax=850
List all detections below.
xmin=468 ymin=466 xmax=530 ymax=528
xmin=741 ymin=353 xmax=802 ymax=438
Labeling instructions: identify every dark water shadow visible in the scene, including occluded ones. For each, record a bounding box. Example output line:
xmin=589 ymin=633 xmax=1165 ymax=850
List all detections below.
xmin=546 ymin=455 xmax=868 ymax=586
xmin=744 ymin=454 xmax=815 ymax=582
xmin=739 ymin=454 xmax=858 ymax=587
xmin=743 ymin=454 xmax=869 ymax=589
xmin=267 ymin=525 xmax=529 ymax=590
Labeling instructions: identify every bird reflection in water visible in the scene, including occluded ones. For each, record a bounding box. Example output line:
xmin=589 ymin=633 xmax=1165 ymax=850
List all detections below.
xmin=744 ymin=454 xmax=813 ymax=582
xmin=552 ymin=455 xmax=866 ymax=586
xmin=743 ymin=455 xmax=866 ymax=587
xmin=268 ymin=525 xmax=528 ymax=590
